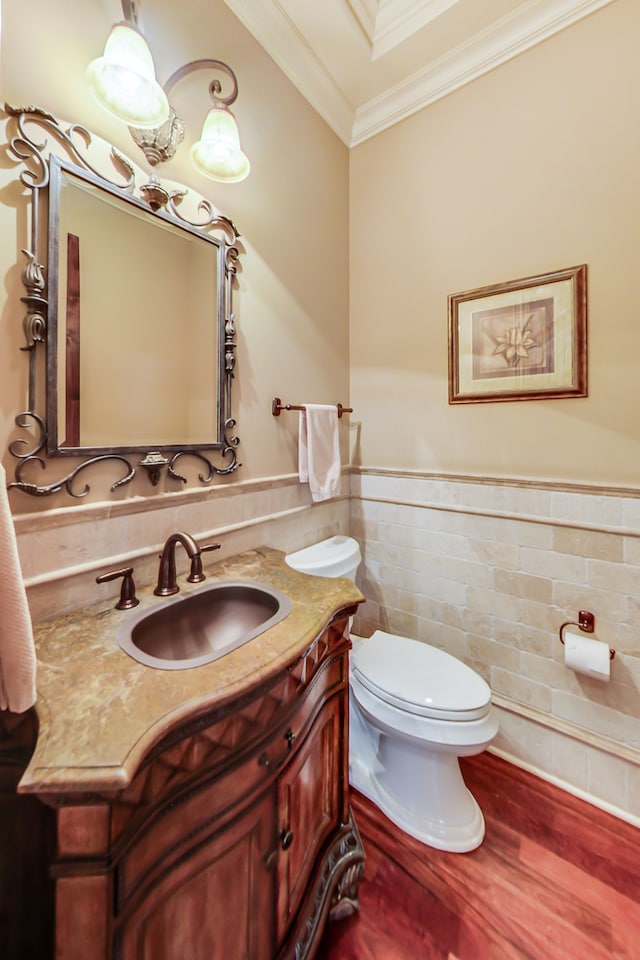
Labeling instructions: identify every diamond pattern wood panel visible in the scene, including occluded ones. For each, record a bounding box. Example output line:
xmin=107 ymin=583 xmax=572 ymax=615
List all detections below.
xmin=110 ymin=626 xmax=347 ymax=841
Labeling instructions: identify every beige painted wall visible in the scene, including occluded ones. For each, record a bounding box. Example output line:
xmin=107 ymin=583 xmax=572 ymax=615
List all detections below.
xmin=0 ymin=0 xmax=350 ymax=511
xmin=350 ymin=0 xmax=640 ymax=486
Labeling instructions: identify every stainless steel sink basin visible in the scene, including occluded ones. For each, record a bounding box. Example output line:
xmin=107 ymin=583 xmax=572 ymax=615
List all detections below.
xmin=117 ymin=580 xmax=292 ymax=670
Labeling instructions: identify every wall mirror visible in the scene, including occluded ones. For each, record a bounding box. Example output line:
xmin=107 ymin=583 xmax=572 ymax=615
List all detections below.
xmin=5 ymin=104 xmax=242 ymax=498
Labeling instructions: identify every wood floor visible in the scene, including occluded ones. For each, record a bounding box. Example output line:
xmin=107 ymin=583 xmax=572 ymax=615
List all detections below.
xmin=320 ymin=752 xmax=640 ymax=960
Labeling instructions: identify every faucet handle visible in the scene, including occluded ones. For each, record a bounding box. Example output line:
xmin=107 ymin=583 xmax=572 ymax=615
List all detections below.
xmin=202 ymin=542 xmax=221 ymax=555
xmin=96 ymin=567 xmax=140 ymax=610
xmin=186 ymin=542 xmax=221 ymax=583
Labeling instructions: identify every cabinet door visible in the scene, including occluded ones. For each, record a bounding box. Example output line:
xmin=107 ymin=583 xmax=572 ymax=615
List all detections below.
xmin=275 ymin=693 xmax=343 ymax=940
xmin=117 ymin=793 xmax=276 ymax=960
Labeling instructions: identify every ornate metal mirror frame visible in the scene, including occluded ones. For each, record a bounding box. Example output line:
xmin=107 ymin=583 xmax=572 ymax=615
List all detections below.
xmin=5 ymin=104 xmax=242 ymax=498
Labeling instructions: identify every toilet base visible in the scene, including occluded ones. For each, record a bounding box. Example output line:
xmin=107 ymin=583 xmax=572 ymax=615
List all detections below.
xmin=350 ymin=755 xmax=485 ymax=853
xmin=349 ymin=695 xmax=489 ymax=853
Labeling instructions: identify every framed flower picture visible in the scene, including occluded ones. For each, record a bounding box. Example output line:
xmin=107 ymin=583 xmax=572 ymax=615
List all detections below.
xmin=448 ymin=264 xmax=587 ymax=404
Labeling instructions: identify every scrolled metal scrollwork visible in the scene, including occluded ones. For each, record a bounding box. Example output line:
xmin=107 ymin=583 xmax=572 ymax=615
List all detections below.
xmin=4 ymin=103 xmax=242 ymax=498
xmin=288 ymin=813 xmax=365 ymax=960
xmin=20 ymin=249 xmax=47 ymax=351
xmin=167 ymin=420 xmax=241 ymax=484
xmin=8 ymin=410 xmax=134 ymax=497
xmin=167 ymin=192 xmax=240 ymax=244
xmin=8 ymin=412 xmax=47 ymax=463
xmin=8 ymin=456 xmax=135 ymax=498
xmin=5 ymin=103 xmax=136 ymax=192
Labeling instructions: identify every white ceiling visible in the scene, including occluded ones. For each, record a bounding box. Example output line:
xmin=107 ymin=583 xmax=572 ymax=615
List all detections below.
xmin=224 ymin=0 xmax=615 ymax=146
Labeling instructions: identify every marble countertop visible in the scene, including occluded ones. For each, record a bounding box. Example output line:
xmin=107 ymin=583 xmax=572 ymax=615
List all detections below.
xmin=20 ymin=547 xmax=363 ymax=797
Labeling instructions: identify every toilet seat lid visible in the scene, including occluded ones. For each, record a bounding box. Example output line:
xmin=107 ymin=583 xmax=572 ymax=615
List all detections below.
xmin=351 ymin=630 xmax=491 ymax=721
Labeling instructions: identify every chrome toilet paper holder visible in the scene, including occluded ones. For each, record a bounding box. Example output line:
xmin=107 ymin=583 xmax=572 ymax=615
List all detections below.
xmin=559 ymin=610 xmax=615 ymax=660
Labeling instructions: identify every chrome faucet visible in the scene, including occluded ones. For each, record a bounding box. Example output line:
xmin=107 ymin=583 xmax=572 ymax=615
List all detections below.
xmin=154 ymin=532 xmax=220 ymax=596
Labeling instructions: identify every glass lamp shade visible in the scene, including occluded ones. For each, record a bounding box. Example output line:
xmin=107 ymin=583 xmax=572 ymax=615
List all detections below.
xmin=189 ymin=107 xmax=250 ymax=183
xmin=86 ymin=23 xmax=170 ymax=129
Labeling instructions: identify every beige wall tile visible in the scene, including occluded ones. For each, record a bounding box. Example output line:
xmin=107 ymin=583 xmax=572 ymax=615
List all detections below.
xmin=517 ymin=720 xmax=558 ymax=771
xmin=494 ymin=569 xmax=553 ymax=605
xmin=553 ymin=580 xmax=627 ymax=622
xmin=22 ymin=479 xmax=350 ymax=620
xmin=510 ymin=622 xmax=554 ymax=658
xmin=491 ymin=668 xmax=552 ymax=713
xmin=552 ymin=528 xmax=623 ymax=562
xmin=553 ymin=691 xmax=625 ymax=742
xmin=491 ymin=710 xmax=525 ymax=759
xmin=586 ymin=558 xmax=640 ymax=595
xmin=626 ymin=763 xmax=640 ymax=819
xmin=622 ymin=536 xmax=640 ymax=566
xmin=621 ymin=499 xmax=640 ymax=529
xmin=467 ymin=583 xmax=522 ymax=621
xmin=468 ymin=635 xmax=521 ymax=673
xmin=386 ymin=608 xmax=419 ymax=639
xmin=437 ymin=556 xmax=493 ymax=588
xmin=498 ymin=518 xmax=553 ymax=550
xmin=466 ymin=538 xmax=520 ymax=569
xmin=520 ymin=652 xmax=566 ymax=688
xmin=587 ymin=496 xmax=624 ymax=527
xmin=587 ymin=750 xmax=629 ymax=809
xmin=623 ymin=712 xmax=640 ymax=745
xmin=355 ymin=473 xmax=640 ymax=814
xmin=520 ymin=546 xmax=586 ymax=583
xmin=550 ymin=735 xmax=588 ymax=792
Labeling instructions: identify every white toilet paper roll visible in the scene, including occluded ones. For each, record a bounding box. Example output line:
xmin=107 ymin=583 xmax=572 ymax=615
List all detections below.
xmin=563 ymin=629 xmax=611 ymax=681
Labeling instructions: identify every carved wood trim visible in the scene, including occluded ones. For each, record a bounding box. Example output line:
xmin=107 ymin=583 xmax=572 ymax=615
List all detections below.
xmin=276 ymin=809 xmax=365 ymax=960
xmin=109 ymin=626 xmax=349 ymax=843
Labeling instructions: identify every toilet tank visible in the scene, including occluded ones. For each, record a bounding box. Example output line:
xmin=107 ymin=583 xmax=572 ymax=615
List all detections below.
xmin=285 ymin=536 xmax=361 ymax=582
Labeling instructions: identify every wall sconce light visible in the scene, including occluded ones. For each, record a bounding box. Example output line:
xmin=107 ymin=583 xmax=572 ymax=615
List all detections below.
xmin=86 ymin=0 xmax=249 ymax=183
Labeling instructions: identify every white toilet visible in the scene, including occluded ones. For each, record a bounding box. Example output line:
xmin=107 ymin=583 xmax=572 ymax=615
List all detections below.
xmin=285 ymin=535 xmax=498 ymax=853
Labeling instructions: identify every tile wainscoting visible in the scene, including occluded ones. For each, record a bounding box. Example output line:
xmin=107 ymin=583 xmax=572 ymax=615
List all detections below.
xmin=12 ymin=465 xmax=640 ymax=824
xmin=13 ymin=473 xmax=350 ymax=623
xmin=350 ymin=468 xmax=640 ymax=825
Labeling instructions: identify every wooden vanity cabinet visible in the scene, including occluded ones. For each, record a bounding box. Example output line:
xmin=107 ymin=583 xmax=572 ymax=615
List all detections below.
xmin=275 ymin=694 xmax=341 ymax=944
xmin=46 ymin=610 xmax=364 ymax=960
xmin=117 ymin=793 xmax=276 ymax=960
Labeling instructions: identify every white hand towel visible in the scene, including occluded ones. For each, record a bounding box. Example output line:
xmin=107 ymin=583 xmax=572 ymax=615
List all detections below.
xmin=0 ymin=463 xmax=36 ymax=713
xmin=298 ymin=404 xmax=341 ymax=502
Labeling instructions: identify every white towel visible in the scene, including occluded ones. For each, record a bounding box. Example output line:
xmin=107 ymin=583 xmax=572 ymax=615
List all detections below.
xmin=0 ymin=463 xmax=36 ymax=713
xmin=298 ymin=404 xmax=341 ymax=502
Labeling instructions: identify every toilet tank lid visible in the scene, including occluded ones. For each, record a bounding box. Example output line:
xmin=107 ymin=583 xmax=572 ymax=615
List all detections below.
xmin=285 ymin=536 xmax=361 ymax=578
xmin=352 ymin=630 xmax=491 ymax=719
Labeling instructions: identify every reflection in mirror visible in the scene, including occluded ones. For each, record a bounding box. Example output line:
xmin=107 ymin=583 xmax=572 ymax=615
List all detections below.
xmin=4 ymin=104 xmax=242 ymax=498
xmin=50 ymin=158 xmax=222 ymax=451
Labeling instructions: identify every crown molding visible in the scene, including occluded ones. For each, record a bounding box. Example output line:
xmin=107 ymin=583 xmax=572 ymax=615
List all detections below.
xmin=224 ymin=0 xmax=356 ymax=144
xmin=347 ymin=0 xmax=461 ymax=59
xmin=225 ymin=0 xmax=616 ymax=148
xmin=351 ymin=0 xmax=615 ymax=144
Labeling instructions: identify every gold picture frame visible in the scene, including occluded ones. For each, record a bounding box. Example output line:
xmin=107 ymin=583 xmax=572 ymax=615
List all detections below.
xmin=448 ymin=264 xmax=587 ymax=404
